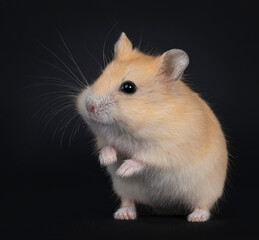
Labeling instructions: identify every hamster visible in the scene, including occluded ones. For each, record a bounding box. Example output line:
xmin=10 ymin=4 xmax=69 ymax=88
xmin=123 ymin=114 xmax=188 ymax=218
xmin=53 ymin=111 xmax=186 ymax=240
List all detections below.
xmin=76 ymin=33 xmax=228 ymax=222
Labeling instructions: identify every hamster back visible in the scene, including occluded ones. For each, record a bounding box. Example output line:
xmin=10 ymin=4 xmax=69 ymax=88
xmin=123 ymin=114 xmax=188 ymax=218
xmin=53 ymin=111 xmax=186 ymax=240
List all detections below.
xmin=77 ymin=33 xmax=228 ymax=222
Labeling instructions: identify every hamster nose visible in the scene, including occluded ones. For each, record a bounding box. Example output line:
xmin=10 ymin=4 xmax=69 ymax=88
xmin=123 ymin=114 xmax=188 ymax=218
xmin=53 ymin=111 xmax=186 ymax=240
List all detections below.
xmin=86 ymin=103 xmax=95 ymax=113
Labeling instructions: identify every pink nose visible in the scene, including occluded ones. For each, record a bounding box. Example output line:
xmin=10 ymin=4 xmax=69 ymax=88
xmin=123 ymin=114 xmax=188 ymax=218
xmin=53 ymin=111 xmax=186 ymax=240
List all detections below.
xmin=86 ymin=104 xmax=95 ymax=113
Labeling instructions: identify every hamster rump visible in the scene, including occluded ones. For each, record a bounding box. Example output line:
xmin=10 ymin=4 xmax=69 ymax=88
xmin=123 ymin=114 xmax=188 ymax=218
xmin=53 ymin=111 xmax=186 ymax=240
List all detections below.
xmin=77 ymin=32 xmax=228 ymax=222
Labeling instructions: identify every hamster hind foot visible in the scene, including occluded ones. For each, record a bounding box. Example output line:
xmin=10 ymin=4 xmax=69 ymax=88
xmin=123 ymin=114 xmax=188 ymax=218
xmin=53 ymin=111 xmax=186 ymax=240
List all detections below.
xmin=187 ymin=208 xmax=210 ymax=222
xmin=99 ymin=146 xmax=117 ymax=166
xmin=114 ymin=199 xmax=137 ymax=220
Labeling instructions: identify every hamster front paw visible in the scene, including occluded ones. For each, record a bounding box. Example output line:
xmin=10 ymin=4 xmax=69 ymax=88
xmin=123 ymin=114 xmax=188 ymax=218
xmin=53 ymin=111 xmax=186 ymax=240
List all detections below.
xmin=116 ymin=159 xmax=145 ymax=177
xmin=99 ymin=146 xmax=117 ymax=166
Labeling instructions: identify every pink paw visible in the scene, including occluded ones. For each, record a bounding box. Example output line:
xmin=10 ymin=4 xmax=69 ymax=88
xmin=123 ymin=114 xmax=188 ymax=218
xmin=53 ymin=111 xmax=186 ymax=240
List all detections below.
xmin=99 ymin=146 xmax=117 ymax=166
xmin=116 ymin=159 xmax=145 ymax=177
xmin=187 ymin=209 xmax=210 ymax=222
xmin=114 ymin=207 xmax=137 ymax=220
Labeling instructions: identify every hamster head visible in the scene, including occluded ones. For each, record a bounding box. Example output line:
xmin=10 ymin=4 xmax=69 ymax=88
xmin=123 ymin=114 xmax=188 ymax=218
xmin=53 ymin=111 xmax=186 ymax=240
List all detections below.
xmin=77 ymin=33 xmax=189 ymax=133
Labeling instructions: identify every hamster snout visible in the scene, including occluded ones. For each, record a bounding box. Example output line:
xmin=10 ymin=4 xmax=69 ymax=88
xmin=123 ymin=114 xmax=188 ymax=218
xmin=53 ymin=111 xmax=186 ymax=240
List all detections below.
xmin=79 ymin=91 xmax=115 ymax=124
xmin=86 ymin=103 xmax=95 ymax=113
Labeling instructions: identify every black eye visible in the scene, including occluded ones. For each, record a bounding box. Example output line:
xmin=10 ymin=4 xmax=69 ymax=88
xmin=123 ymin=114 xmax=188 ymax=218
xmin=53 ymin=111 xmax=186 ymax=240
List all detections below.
xmin=120 ymin=81 xmax=137 ymax=94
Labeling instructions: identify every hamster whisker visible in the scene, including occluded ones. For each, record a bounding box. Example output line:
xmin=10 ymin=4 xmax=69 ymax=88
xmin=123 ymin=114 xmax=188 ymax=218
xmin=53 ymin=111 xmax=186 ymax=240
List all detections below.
xmin=51 ymin=109 xmax=75 ymax=143
xmin=35 ymin=94 xmax=75 ymax=116
xmin=30 ymin=34 xmax=89 ymax=145
xmin=53 ymin=110 xmax=78 ymax=146
xmin=31 ymin=56 xmax=85 ymax=89
xmin=55 ymin=31 xmax=89 ymax=86
xmin=28 ymin=76 xmax=81 ymax=91
xmin=74 ymin=117 xmax=83 ymax=138
xmin=30 ymin=94 xmax=76 ymax=120
xmin=39 ymin=100 xmax=75 ymax=126
xmin=68 ymin=116 xmax=82 ymax=146
xmin=59 ymin=111 xmax=79 ymax=132
xmin=31 ymin=93 xmax=75 ymax=110
xmin=83 ymin=46 xmax=103 ymax=72
xmin=40 ymin=103 xmax=75 ymax=139
xmin=100 ymin=101 xmax=114 ymax=109
xmin=55 ymin=44 xmax=90 ymax=87
xmin=21 ymin=81 xmax=80 ymax=93
xmin=102 ymin=20 xmax=119 ymax=68
xmin=59 ymin=117 xmax=75 ymax=146
xmin=138 ymin=31 xmax=143 ymax=50
xmin=41 ymin=97 xmax=81 ymax=145
xmin=36 ymin=40 xmax=85 ymax=89
xmin=24 ymin=91 xmax=76 ymax=106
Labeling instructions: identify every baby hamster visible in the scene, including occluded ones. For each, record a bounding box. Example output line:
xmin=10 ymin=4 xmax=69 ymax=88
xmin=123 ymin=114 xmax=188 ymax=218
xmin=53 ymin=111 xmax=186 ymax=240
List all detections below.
xmin=77 ymin=33 xmax=228 ymax=222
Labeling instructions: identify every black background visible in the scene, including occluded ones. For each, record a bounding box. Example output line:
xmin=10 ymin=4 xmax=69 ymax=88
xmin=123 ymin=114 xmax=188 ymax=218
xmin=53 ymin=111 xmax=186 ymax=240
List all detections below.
xmin=1 ymin=0 xmax=259 ymax=239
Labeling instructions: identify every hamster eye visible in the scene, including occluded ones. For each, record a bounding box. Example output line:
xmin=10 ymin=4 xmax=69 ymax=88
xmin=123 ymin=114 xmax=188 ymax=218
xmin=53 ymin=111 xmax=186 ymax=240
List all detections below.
xmin=120 ymin=81 xmax=137 ymax=94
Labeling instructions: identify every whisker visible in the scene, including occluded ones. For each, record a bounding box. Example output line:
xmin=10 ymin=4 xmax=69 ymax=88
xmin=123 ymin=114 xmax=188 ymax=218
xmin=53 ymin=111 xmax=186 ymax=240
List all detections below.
xmin=55 ymin=44 xmax=83 ymax=73
xmin=35 ymin=40 xmax=85 ymax=88
xmin=73 ymin=117 xmax=83 ymax=139
xmin=28 ymin=94 xmax=76 ymax=128
xmin=138 ymin=31 xmax=143 ymax=49
xmin=59 ymin=113 xmax=78 ymax=132
xmin=29 ymin=92 xmax=76 ymax=109
xmin=55 ymin=29 xmax=89 ymax=86
xmin=83 ymin=46 xmax=103 ymax=72
xmin=40 ymin=103 xmax=75 ymax=139
xmin=59 ymin=113 xmax=78 ymax=146
xmin=31 ymin=30 xmax=90 ymax=145
xmin=39 ymin=99 xmax=75 ymax=122
xmin=102 ymin=20 xmax=119 ymax=68
xmin=32 ymin=97 xmax=75 ymax=126
xmin=29 ymin=76 xmax=81 ymax=90
xmin=20 ymin=81 xmax=80 ymax=92
xmin=30 ymin=56 xmax=85 ymax=89
xmin=68 ymin=116 xmax=81 ymax=146
xmin=52 ymin=108 xmax=77 ymax=143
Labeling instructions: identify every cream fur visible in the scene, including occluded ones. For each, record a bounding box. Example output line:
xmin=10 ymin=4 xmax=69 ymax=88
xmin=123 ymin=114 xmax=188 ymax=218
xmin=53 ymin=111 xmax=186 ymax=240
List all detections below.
xmin=76 ymin=33 xmax=228 ymax=220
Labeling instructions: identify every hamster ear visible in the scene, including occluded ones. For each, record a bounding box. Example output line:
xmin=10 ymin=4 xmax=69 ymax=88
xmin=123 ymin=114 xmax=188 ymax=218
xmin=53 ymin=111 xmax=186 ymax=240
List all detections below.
xmin=114 ymin=32 xmax=133 ymax=58
xmin=160 ymin=49 xmax=189 ymax=81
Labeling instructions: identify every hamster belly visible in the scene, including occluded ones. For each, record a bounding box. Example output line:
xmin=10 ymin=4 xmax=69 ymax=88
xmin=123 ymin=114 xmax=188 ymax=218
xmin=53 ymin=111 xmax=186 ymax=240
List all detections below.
xmin=107 ymin=162 xmax=191 ymax=212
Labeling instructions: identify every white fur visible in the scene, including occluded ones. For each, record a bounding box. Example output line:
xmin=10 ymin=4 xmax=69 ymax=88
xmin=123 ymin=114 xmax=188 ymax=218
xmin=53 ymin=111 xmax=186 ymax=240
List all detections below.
xmin=114 ymin=207 xmax=137 ymax=220
xmin=114 ymin=198 xmax=136 ymax=220
xmin=99 ymin=146 xmax=117 ymax=166
xmin=116 ymin=159 xmax=145 ymax=177
xmin=187 ymin=209 xmax=210 ymax=222
xmin=114 ymin=206 xmax=137 ymax=220
xmin=107 ymin=161 xmax=205 ymax=209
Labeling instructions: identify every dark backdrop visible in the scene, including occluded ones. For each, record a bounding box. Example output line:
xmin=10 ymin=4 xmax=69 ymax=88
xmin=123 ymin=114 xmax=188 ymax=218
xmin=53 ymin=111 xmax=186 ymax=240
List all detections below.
xmin=2 ymin=0 xmax=259 ymax=239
